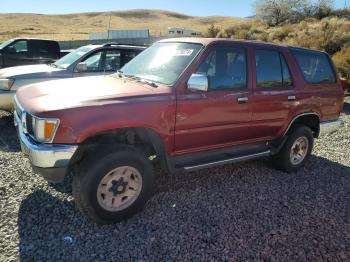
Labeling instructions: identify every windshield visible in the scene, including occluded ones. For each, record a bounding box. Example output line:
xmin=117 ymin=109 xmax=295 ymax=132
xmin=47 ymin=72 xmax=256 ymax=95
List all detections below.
xmin=0 ymin=39 xmax=14 ymax=49
xmin=120 ymin=42 xmax=202 ymax=85
xmin=54 ymin=46 xmax=95 ymax=69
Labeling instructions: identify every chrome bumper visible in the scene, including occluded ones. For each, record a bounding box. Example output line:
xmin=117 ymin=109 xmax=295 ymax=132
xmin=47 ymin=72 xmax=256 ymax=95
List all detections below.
xmin=319 ymin=119 xmax=344 ymax=136
xmin=14 ymin=112 xmax=78 ymax=170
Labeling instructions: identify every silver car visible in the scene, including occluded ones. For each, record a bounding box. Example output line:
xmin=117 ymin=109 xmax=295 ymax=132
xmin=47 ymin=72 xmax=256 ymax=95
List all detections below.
xmin=0 ymin=44 xmax=146 ymax=111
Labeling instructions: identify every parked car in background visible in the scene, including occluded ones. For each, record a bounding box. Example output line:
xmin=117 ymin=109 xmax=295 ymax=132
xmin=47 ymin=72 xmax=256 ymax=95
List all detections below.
xmin=0 ymin=38 xmax=65 ymax=68
xmin=14 ymin=38 xmax=344 ymax=224
xmin=0 ymin=43 xmax=146 ymax=111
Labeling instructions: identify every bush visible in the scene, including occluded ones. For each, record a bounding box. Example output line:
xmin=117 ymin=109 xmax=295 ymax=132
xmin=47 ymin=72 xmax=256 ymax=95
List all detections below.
xmin=333 ymin=46 xmax=350 ymax=79
xmin=205 ymin=24 xmax=221 ymax=38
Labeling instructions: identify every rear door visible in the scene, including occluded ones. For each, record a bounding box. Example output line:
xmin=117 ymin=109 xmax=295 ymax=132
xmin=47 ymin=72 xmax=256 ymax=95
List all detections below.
xmin=3 ymin=40 xmax=30 ymax=67
xmin=175 ymin=45 xmax=253 ymax=153
xmin=250 ymin=48 xmax=296 ymax=140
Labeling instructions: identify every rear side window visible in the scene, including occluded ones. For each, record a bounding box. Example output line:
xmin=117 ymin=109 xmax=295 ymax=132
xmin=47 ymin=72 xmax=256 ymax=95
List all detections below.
xmin=255 ymin=50 xmax=292 ymax=88
xmin=123 ymin=50 xmax=139 ymax=64
xmin=29 ymin=40 xmax=59 ymax=59
xmin=291 ymin=48 xmax=336 ymax=84
xmin=104 ymin=50 xmax=121 ymax=71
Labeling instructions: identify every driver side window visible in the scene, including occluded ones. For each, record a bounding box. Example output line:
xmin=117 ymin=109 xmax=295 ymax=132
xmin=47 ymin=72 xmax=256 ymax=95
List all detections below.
xmin=7 ymin=40 xmax=28 ymax=54
xmin=82 ymin=51 xmax=104 ymax=72
xmin=196 ymin=47 xmax=247 ymax=90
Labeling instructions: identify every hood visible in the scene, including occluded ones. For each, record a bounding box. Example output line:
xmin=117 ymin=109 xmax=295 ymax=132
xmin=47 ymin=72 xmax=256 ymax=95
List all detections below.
xmin=16 ymin=75 xmax=167 ymax=115
xmin=0 ymin=64 xmax=61 ymax=78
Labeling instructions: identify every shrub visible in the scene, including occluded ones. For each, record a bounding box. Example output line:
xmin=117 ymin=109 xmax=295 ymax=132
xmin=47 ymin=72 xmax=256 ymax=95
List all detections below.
xmin=333 ymin=46 xmax=350 ymax=79
xmin=205 ymin=24 xmax=221 ymax=38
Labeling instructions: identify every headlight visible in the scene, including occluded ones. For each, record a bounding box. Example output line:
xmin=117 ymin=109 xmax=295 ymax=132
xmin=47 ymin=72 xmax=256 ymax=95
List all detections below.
xmin=32 ymin=116 xmax=60 ymax=143
xmin=0 ymin=78 xmax=15 ymax=90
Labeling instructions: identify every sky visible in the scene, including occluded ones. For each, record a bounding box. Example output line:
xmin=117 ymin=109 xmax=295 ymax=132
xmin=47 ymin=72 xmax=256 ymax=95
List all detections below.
xmin=0 ymin=0 xmax=347 ymax=17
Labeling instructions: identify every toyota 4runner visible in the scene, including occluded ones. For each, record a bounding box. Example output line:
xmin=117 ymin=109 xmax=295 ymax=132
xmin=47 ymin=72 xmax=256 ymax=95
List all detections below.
xmin=14 ymin=38 xmax=344 ymax=224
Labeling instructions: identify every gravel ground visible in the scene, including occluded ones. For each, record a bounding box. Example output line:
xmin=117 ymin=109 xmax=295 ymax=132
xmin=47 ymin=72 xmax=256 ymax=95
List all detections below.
xmin=0 ymin=98 xmax=350 ymax=261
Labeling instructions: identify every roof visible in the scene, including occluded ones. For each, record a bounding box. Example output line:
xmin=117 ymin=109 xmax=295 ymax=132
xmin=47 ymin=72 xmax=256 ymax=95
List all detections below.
xmin=85 ymin=44 xmax=147 ymax=50
xmin=158 ymin=37 xmax=288 ymax=48
xmin=11 ymin=37 xmax=57 ymax=42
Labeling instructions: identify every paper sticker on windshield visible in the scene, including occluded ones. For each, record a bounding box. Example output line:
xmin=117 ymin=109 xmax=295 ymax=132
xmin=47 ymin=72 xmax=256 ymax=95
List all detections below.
xmin=174 ymin=49 xmax=194 ymax=56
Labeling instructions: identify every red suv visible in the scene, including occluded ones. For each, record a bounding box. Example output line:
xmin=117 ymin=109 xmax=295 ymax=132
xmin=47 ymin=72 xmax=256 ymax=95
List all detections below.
xmin=14 ymin=38 xmax=344 ymax=224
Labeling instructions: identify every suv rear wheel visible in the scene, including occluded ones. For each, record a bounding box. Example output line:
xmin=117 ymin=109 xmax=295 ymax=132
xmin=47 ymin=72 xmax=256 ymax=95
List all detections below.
xmin=272 ymin=125 xmax=314 ymax=173
xmin=72 ymin=146 xmax=154 ymax=224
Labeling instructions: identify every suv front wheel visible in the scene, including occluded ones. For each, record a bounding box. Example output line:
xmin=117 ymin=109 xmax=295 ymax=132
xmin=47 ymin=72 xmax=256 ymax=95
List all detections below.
xmin=72 ymin=146 xmax=154 ymax=224
xmin=272 ymin=125 xmax=314 ymax=173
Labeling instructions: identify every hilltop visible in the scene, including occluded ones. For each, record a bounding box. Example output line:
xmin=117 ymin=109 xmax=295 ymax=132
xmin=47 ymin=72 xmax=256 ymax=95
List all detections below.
xmin=0 ymin=9 xmax=245 ymax=41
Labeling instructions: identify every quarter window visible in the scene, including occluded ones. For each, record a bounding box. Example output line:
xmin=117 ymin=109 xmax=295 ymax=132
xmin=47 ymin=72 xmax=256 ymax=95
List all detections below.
xmin=255 ymin=50 xmax=292 ymax=88
xmin=196 ymin=47 xmax=247 ymax=90
xmin=291 ymin=48 xmax=336 ymax=84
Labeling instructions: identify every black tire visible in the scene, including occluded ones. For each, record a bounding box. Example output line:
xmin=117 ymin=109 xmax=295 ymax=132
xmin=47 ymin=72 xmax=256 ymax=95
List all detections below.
xmin=271 ymin=125 xmax=314 ymax=173
xmin=72 ymin=145 xmax=154 ymax=224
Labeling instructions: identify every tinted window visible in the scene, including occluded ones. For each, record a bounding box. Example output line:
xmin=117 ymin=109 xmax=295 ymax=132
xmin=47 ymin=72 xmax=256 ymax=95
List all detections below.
xmin=255 ymin=50 xmax=292 ymax=88
xmin=82 ymin=51 xmax=104 ymax=72
xmin=256 ymin=50 xmax=282 ymax=88
xmin=124 ymin=50 xmax=139 ymax=64
xmin=104 ymin=50 xmax=121 ymax=71
xmin=291 ymin=48 xmax=336 ymax=84
xmin=29 ymin=41 xmax=59 ymax=58
xmin=196 ymin=47 xmax=247 ymax=90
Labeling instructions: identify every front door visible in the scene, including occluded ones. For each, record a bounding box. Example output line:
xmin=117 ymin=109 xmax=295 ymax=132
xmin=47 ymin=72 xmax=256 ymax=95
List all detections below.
xmin=3 ymin=40 xmax=31 ymax=67
xmin=73 ymin=49 xmax=122 ymax=77
xmin=174 ymin=46 xmax=253 ymax=154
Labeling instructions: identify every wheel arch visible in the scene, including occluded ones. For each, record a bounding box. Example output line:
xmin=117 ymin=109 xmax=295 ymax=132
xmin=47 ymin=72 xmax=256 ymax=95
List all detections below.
xmin=284 ymin=112 xmax=321 ymax=138
xmin=70 ymin=127 xmax=173 ymax=174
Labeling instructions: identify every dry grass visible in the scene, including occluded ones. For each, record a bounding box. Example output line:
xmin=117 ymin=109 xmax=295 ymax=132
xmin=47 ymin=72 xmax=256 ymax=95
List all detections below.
xmin=0 ymin=9 xmax=245 ymax=41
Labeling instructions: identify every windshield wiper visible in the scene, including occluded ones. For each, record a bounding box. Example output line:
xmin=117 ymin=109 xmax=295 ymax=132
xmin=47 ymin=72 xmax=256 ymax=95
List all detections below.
xmin=137 ymin=78 xmax=158 ymax=88
xmin=116 ymin=70 xmax=124 ymax=78
xmin=49 ymin=63 xmax=58 ymax=68
xmin=116 ymin=71 xmax=158 ymax=87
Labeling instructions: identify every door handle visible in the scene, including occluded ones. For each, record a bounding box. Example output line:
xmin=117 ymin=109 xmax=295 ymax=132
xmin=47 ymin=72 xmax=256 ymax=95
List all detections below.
xmin=288 ymin=95 xmax=296 ymax=101
xmin=237 ymin=97 xmax=249 ymax=104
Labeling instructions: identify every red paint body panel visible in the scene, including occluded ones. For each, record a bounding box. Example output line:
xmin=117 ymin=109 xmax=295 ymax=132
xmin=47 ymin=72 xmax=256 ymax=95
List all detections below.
xmin=16 ymin=39 xmax=345 ymax=157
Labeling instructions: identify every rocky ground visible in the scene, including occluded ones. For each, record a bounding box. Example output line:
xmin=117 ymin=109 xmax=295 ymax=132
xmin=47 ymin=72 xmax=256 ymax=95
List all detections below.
xmin=0 ymin=98 xmax=349 ymax=261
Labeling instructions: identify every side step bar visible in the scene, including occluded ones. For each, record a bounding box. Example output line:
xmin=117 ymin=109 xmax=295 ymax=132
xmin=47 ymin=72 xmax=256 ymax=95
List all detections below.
xmin=183 ymin=151 xmax=271 ymax=172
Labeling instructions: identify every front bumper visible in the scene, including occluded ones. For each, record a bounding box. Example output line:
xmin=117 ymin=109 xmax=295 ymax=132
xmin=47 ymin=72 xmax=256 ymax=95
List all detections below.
xmin=14 ymin=110 xmax=78 ymax=183
xmin=319 ymin=119 xmax=344 ymax=136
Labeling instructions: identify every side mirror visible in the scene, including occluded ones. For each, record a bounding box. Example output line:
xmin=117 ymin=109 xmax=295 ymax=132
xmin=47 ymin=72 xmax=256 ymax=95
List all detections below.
xmin=187 ymin=74 xmax=208 ymax=92
xmin=76 ymin=62 xmax=88 ymax=73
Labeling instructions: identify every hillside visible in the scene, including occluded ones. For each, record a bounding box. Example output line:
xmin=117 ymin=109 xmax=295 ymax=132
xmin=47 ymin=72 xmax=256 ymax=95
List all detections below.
xmin=0 ymin=9 xmax=245 ymax=41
